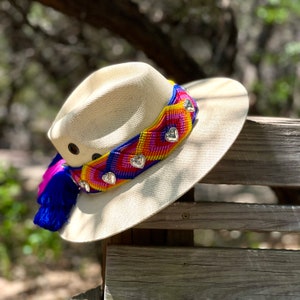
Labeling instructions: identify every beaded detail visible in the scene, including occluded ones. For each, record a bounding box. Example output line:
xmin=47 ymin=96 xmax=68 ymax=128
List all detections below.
xmin=69 ymin=85 xmax=198 ymax=193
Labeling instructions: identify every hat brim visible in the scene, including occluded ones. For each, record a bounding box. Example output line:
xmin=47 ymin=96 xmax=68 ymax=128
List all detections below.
xmin=60 ymin=77 xmax=249 ymax=242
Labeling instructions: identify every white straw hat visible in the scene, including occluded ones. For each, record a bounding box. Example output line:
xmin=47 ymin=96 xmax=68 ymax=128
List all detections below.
xmin=34 ymin=62 xmax=249 ymax=242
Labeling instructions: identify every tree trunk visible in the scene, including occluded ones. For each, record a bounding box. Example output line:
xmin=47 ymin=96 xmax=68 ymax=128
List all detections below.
xmin=33 ymin=0 xmax=207 ymax=82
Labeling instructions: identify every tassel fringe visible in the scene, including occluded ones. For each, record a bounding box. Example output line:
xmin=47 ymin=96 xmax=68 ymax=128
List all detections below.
xmin=33 ymin=153 xmax=79 ymax=231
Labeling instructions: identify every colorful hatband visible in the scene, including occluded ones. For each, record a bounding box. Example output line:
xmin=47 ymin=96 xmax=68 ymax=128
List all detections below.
xmin=34 ymin=84 xmax=198 ymax=231
xmin=69 ymin=84 xmax=198 ymax=193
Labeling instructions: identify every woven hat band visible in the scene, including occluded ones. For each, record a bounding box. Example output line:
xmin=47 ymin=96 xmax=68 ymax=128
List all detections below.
xmin=69 ymin=84 xmax=198 ymax=193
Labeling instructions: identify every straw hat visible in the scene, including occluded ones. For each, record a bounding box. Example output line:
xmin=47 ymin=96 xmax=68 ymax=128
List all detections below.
xmin=34 ymin=62 xmax=249 ymax=242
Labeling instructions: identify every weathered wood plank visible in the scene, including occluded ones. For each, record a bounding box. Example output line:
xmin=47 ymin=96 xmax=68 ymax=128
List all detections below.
xmin=202 ymin=117 xmax=300 ymax=186
xmin=71 ymin=286 xmax=103 ymax=300
xmin=136 ymin=202 xmax=300 ymax=232
xmin=105 ymin=246 xmax=300 ymax=300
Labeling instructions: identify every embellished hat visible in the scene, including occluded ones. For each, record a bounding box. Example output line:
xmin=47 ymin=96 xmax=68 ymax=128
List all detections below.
xmin=34 ymin=62 xmax=249 ymax=242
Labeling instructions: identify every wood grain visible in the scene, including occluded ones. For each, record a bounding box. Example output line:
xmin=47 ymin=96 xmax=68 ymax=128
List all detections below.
xmin=136 ymin=202 xmax=300 ymax=232
xmin=202 ymin=117 xmax=300 ymax=186
xmin=105 ymin=246 xmax=300 ymax=300
xmin=71 ymin=286 xmax=102 ymax=300
xmin=75 ymin=116 xmax=300 ymax=299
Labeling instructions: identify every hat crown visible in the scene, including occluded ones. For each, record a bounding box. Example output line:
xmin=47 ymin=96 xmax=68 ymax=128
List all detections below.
xmin=49 ymin=62 xmax=174 ymax=167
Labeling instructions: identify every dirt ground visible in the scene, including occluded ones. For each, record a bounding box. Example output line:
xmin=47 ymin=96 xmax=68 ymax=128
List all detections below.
xmin=1 ymin=263 xmax=101 ymax=300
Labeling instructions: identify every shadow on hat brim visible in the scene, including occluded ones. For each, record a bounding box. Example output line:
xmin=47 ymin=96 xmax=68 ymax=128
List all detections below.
xmin=60 ymin=77 xmax=249 ymax=242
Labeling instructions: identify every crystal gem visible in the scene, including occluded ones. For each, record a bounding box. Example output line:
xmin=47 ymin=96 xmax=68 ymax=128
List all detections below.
xmin=130 ymin=154 xmax=146 ymax=169
xmin=78 ymin=180 xmax=90 ymax=193
xmin=184 ymin=99 xmax=195 ymax=112
xmin=102 ymin=172 xmax=116 ymax=185
xmin=165 ymin=127 xmax=179 ymax=143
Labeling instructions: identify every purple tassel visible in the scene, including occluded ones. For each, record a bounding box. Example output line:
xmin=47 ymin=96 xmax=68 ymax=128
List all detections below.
xmin=33 ymin=153 xmax=79 ymax=231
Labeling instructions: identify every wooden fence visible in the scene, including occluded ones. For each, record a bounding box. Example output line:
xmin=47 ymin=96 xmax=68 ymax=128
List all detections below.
xmin=72 ymin=116 xmax=300 ymax=300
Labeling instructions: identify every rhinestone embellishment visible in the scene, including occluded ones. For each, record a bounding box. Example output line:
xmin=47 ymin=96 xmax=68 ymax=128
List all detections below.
xmin=184 ymin=99 xmax=195 ymax=112
xmin=130 ymin=154 xmax=146 ymax=169
xmin=78 ymin=180 xmax=90 ymax=193
xmin=165 ymin=127 xmax=179 ymax=143
xmin=102 ymin=172 xmax=116 ymax=185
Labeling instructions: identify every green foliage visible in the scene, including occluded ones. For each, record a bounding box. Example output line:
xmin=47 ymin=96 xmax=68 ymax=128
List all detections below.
xmin=0 ymin=164 xmax=62 ymax=278
xmin=246 ymin=0 xmax=300 ymax=116
xmin=285 ymin=41 xmax=300 ymax=60
xmin=256 ymin=0 xmax=300 ymax=24
xmin=253 ymin=76 xmax=295 ymax=115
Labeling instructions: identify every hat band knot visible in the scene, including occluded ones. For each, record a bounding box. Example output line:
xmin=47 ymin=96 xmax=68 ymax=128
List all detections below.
xmin=69 ymin=84 xmax=198 ymax=193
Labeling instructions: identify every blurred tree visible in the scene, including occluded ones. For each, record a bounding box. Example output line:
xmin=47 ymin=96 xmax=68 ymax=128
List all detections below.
xmin=0 ymin=0 xmax=299 ymax=152
xmin=235 ymin=0 xmax=300 ymax=116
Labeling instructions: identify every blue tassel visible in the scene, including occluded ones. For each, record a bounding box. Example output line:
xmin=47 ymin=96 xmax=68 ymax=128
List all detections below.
xmin=33 ymin=154 xmax=80 ymax=231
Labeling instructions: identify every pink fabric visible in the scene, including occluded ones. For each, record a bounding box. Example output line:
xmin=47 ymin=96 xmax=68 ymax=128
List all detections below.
xmin=38 ymin=158 xmax=65 ymax=196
